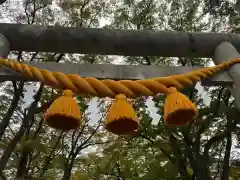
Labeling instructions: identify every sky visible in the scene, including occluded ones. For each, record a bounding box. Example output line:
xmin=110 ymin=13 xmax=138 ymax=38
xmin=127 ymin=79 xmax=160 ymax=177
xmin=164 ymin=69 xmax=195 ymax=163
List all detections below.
xmin=3 ymin=0 xmax=212 ymax=126
xmin=1 ymin=0 xmax=239 ymax=158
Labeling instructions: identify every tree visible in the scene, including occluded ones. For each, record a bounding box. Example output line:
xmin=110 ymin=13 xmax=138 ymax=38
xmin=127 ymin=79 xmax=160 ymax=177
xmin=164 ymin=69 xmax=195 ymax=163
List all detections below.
xmin=0 ymin=0 xmax=7 ymax=5
xmin=0 ymin=0 xmax=240 ymax=180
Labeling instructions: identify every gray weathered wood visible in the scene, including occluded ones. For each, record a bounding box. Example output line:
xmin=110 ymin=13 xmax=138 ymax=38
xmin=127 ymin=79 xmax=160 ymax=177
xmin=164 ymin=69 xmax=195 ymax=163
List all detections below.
xmin=0 ymin=66 xmax=27 ymax=82
xmin=213 ymin=42 xmax=240 ymax=110
xmin=0 ymin=62 xmax=233 ymax=86
xmin=1 ymin=23 xmax=240 ymax=57
xmin=0 ymin=33 xmax=13 ymax=83
xmin=0 ymin=34 xmax=9 ymax=58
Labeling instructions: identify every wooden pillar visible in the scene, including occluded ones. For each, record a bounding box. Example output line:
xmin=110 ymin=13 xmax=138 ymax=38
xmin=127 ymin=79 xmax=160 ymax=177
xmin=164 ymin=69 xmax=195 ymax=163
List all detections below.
xmin=0 ymin=33 xmax=9 ymax=58
xmin=213 ymin=42 xmax=240 ymax=110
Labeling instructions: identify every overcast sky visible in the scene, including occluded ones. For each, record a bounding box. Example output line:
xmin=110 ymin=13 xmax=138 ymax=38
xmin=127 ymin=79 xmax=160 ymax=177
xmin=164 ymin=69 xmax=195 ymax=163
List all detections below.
xmin=4 ymin=0 xmax=239 ymax=157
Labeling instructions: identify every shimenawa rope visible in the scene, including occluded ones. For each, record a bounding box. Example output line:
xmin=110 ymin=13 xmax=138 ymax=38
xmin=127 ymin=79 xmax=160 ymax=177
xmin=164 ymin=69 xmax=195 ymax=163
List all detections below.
xmin=0 ymin=57 xmax=238 ymax=134
xmin=0 ymin=58 xmax=237 ymax=98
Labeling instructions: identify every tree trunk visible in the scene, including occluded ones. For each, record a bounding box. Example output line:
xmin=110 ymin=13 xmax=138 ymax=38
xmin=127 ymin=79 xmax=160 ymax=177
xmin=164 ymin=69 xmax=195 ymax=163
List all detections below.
xmin=0 ymin=0 xmax=7 ymax=5
xmin=16 ymin=114 xmax=37 ymax=178
xmin=39 ymin=132 xmax=63 ymax=178
xmin=0 ymin=114 xmax=29 ymax=171
xmin=15 ymin=151 xmax=30 ymax=178
xmin=168 ymin=133 xmax=191 ymax=180
xmin=182 ymin=130 xmax=211 ymax=180
xmin=0 ymin=83 xmax=23 ymax=140
xmin=0 ymin=85 xmax=43 ymax=173
xmin=221 ymin=116 xmax=234 ymax=180
xmin=62 ymin=148 xmax=77 ymax=180
xmin=62 ymin=167 xmax=72 ymax=180
xmin=221 ymin=133 xmax=232 ymax=180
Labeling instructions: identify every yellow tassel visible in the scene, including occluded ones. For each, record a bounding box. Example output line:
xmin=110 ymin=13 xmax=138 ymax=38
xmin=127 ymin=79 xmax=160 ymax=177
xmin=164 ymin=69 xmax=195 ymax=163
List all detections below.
xmin=105 ymin=94 xmax=139 ymax=135
xmin=164 ymin=87 xmax=198 ymax=126
xmin=44 ymin=90 xmax=81 ymax=131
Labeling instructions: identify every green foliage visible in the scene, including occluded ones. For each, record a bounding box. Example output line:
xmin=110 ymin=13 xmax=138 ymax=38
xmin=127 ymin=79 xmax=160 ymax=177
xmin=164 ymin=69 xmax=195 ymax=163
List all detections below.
xmin=230 ymin=166 xmax=240 ymax=179
xmin=70 ymin=171 xmax=90 ymax=180
xmin=0 ymin=141 xmax=7 ymax=149
xmin=20 ymin=139 xmax=46 ymax=152
xmin=51 ymin=155 xmax=66 ymax=169
xmin=0 ymin=0 xmax=240 ymax=180
xmin=76 ymin=96 xmax=89 ymax=112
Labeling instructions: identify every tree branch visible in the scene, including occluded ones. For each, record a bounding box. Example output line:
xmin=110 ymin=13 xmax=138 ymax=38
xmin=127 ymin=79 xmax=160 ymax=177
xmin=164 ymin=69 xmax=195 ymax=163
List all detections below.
xmin=39 ymin=132 xmax=64 ymax=177
xmin=221 ymin=115 xmax=234 ymax=180
xmin=168 ymin=133 xmax=191 ymax=180
xmin=220 ymin=131 xmax=232 ymax=180
xmin=0 ymin=84 xmax=43 ymax=172
xmin=195 ymin=87 xmax=226 ymax=152
xmin=0 ymin=0 xmax=7 ymax=5
xmin=204 ymin=117 xmax=237 ymax=160
xmin=139 ymin=134 xmax=175 ymax=162
xmin=182 ymin=130 xmax=210 ymax=180
xmin=0 ymin=82 xmax=24 ymax=140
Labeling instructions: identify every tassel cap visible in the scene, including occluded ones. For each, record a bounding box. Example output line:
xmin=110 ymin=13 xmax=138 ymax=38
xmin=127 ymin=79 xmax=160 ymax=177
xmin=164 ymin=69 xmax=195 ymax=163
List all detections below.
xmin=164 ymin=87 xmax=198 ymax=126
xmin=105 ymin=94 xmax=139 ymax=135
xmin=44 ymin=90 xmax=81 ymax=131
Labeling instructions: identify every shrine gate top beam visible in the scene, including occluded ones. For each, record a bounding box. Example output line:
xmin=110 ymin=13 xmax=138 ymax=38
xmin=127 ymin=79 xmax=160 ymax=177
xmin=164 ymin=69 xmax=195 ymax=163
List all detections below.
xmin=0 ymin=23 xmax=240 ymax=57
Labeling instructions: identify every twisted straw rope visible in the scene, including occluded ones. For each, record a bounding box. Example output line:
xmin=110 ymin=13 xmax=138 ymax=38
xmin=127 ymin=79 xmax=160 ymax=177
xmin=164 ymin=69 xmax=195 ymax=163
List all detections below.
xmin=0 ymin=58 xmax=239 ymax=98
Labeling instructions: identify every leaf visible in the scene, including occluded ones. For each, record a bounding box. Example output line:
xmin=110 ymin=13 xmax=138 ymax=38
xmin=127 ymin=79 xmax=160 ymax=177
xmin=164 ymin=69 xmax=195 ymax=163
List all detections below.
xmin=20 ymin=139 xmax=46 ymax=152
xmin=71 ymin=171 xmax=90 ymax=180
xmin=76 ymin=156 xmax=90 ymax=165
xmin=0 ymin=141 xmax=7 ymax=149
xmin=52 ymin=155 xmax=66 ymax=169
xmin=170 ymin=1 xmax=180 ymax=12
xmin=44 ymin=170 xmax=58 ymax=179
xmin=230 ymin=166 xmax=240 ymax=178
xmin=187 ymin=167 xmax=193 ymax=176
xmin=82 ymin=10 xmax=91 ymax=19
xmin=123 ymin=0 xmax=132 ymax=6
xmin=154 ymin=140 xmax=172 ymax=152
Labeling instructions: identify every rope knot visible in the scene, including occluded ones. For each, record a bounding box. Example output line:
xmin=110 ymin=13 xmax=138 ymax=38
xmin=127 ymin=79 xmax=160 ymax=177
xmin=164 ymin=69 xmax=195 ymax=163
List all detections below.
xmin=62 ymin=89 xmax=74 ymax=97
xmin=115 ymin=94 xmax=127 ymax=100
xmin=167 ymin=87 xmax=178 ymax=94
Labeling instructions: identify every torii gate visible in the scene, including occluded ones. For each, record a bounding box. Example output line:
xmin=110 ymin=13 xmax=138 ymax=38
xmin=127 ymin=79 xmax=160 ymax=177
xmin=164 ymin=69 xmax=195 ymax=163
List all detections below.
xmin=0 ymin=23 xmax=239 ymax=134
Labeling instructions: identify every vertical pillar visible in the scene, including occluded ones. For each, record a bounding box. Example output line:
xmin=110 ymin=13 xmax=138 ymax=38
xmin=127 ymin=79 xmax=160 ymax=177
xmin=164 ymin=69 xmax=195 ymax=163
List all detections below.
xmin=0 ymin=33 xmax=9 ymax=58
xmin=213 ymin=42 xmax=240 ymax=110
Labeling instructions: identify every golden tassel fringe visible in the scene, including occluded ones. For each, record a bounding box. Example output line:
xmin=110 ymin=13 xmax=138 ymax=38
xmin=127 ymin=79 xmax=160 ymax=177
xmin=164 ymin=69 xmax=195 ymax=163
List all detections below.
xmin=164 ymin=87 xmax=198 ymax=126
xmin=105 ymin=94 xmax=139 ymax=135
xmin=44 ymin=90 xmax=81 ymax=131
